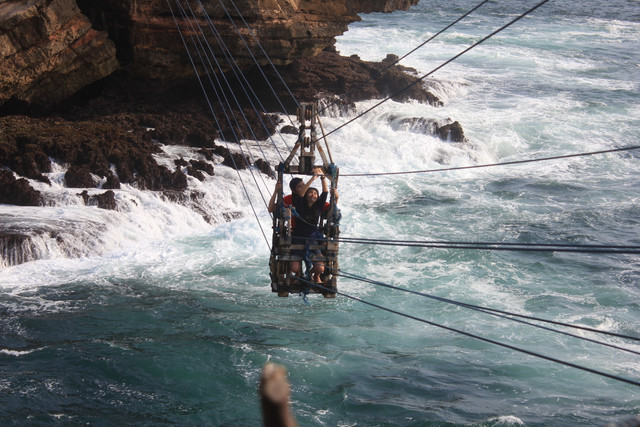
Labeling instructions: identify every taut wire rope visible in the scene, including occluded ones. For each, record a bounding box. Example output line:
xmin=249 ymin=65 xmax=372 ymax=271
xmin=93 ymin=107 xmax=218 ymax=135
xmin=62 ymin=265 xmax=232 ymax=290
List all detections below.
xmin=223 ymin=0 xmax=302 ymax=115
xmin=332 ymin=236 xmax=640 ymax=255
xmin=169 ymin=0 xmax=640 ymax=388
xmin=197 ymin=0 xmax=293 ymax=158
xmin=297 ymin=276 xmax=640 ymax=388
xmin=185 ymin=0 xmax=281 ymax=200
xmin=322 ymin=0 xmax=553 ymax=140
xmin=179 ymin=0 xmax=274 ymax=203
xmin=317 ymin=0 xmax=491 ymax=115
xmin=167 ymin=0 xmax=271 ymax=249
xmin=333 ymin=268 xmax=640 ymax=349
xmin=341 ymin=145 xmax=640 ymax=177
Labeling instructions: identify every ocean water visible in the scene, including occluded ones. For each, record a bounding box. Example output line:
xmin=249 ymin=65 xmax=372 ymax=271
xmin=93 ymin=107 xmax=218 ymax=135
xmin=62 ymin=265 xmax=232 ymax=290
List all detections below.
xmin=1 ymin=0 xmax=640 ymax=425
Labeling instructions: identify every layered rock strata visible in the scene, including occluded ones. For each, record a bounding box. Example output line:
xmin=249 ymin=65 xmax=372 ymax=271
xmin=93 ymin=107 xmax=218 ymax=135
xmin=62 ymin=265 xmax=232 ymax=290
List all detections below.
xmin=0 ymin=0 xmax=118 ymax=107
xmin=78 ymin=0 xmax=420 ymax=77
xmin=1 ymin=0 xmax=418 ymax=107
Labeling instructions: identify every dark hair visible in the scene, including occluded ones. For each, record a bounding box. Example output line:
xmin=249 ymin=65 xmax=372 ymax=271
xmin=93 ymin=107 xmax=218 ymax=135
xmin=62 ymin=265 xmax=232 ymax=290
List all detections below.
xmin=305 ymin=187 xmax=318 ymax=197
xmin=289 ymin=178 xmax=302 ymax=192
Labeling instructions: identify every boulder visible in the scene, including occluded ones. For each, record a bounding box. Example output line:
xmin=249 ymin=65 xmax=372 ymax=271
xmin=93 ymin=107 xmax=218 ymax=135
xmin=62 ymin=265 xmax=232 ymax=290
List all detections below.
xmin=254 ymin=158 xmax=275 ymax=178
xmin=436 ymin=121 xmax=467 ymax=142
xmin=65 ymin=164 xmax=95 ymax=188
xmin=78 ymin=189 xmax=117 ymax=210
xmin=94 ymin=190 xmax=117 ymax=210
xmin=0 ymin=169 xmax=42 ymax=206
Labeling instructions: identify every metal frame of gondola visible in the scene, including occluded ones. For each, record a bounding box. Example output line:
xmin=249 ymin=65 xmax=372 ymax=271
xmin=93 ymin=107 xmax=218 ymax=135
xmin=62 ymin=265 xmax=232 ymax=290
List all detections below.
xmin=269 ymin=102 xmax=340 ymax=298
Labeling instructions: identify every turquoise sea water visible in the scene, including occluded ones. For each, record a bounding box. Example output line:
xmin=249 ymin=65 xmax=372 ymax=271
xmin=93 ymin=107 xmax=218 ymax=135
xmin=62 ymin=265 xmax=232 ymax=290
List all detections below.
xmin=1 ymin=0 xmax=640 ymax=425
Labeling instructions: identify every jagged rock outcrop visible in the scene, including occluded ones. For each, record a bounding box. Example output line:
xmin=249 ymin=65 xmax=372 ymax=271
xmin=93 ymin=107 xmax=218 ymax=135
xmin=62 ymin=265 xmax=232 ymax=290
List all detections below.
xmin=0 ymin=169 xmax=43 ymax=206
xmin=78 ymin=189 xmax=117 ymax=210
xmin=348 ymin=0 xmax=418 ymax=13
xmin=274 ymin=51 xmax=443 ymax=109
xmin=436 ymin=120 xmax=466 ymax=142
xmin=389 ymin=116 xmax=467 ymax=142
xmin=0 ymin=114 xmax=191 ymax=202
xmin=0 ymin=0 xmax=119 ymax=107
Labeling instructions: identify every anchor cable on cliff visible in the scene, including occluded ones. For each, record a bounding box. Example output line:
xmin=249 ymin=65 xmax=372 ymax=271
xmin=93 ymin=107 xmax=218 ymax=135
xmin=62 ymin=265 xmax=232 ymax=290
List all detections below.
xmin=317 ymin=0 xmax=492 ymax=115
xmin=168 ymin=0 xmax=271 ymax=248
xmin=221 ymin=0 xmax=302 ymax=113
xmin=322 ymin=0 xmax=553 ymax=140
xmin=180 ymin=0 xmax=305 ymax=169
xmin=179 ymin=0 xmax=285 ymax=178
xmin=175 ymin=0 xmax=274 ymax=206
xmin=196 ymin=0 xmax=295 ymax=155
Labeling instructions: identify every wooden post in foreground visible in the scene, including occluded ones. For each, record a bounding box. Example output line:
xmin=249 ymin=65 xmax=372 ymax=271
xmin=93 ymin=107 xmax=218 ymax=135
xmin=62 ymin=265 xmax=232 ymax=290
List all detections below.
xmin=260 ymin=362 xmax=297 ymax=427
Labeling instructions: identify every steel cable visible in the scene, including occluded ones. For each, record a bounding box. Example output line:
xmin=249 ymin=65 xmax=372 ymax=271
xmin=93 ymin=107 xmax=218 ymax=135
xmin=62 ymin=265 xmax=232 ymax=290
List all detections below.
xmin=322 ymin=0 xmax=553 ymax=139
xmin=167 ymin=0 xmax=271 ymax=249
xmin=334 ymin=268 xmax=640 ymax=346
xmin=317 ymin=0 xmax=491 ymax=115
xmin=301 ymin=277 xmax=640 ymax=388
xmin=341 ymin=145 xmax=640 ymax=177
xmin=179 ymin=0 xmax=274 ymax=205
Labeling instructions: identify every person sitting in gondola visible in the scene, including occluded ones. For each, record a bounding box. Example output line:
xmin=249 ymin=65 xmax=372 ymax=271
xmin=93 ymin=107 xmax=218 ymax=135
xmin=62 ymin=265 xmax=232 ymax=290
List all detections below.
xmin=290 ymin=172 xmax=338 ymax=283
xmin=267 ymin=167 xmax=325 ymax=218
xmin=268 ymin=168 xmax=335 ymax=280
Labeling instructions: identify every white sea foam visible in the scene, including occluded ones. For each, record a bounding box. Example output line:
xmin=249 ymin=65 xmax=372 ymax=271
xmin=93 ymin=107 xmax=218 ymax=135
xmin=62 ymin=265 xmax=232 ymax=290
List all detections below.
xmin=0 ymin=348 xmax=40 ymax=357
xmin=486 ymin=415 xmax=524 ymax=426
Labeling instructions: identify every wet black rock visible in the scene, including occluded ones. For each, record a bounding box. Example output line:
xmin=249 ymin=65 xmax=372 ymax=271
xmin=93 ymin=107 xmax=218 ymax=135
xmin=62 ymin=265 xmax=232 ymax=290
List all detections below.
xmin=0 ymin=169 xmax=42 ymax=206
xmin=436 ymin=121 xmax=466 ymax=143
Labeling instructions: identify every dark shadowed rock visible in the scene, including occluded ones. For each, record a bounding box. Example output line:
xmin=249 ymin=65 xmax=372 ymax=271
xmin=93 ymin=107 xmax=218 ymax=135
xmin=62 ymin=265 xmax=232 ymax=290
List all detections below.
xmin=78 ymin=189 xmax=117 ymax=210
xmin=102 ymin=173 xmax=121 ymax=190
xmin=94 ymin=190 xmax=117 ymax=210
xmin=254 ymin=51 xmax=442 ymax=112
xmin=65 ymin=165 xmax=96 ymax=188
xmin=210 ymin=146 xmax=248 ymax=170
xmin=388 ymin=116 xmax=468 ymax=143
xmin=0 ymin=114 xmax=189 ymax=193
xmin=222 ymin=151 xmax=250 ymax=170
xmin=254 ymin=158 xmax=275 ymax=178
xmin=280 ymin=125 xmax=298 ymax=135
xmin=436 ymin=121 xmax=467 ymax=142
xmin=190 ymin=159 xmax=214 ymax=176
xmin=0 ymin=169 xmax=42 ymax=206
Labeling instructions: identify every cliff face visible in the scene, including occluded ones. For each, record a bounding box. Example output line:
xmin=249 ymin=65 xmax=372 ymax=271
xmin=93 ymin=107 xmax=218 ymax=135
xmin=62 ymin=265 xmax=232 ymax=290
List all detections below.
xmin=102 ymin=0 xmax=419 ymax=76
xmin=0 ymin=0 xmax=419 ymax=107
xmin=0 ymin=0 xmax=119 ymax=107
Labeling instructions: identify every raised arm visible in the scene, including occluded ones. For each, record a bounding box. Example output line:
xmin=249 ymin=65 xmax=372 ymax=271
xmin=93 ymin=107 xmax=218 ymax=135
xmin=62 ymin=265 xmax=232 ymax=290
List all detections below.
xmin=299 ymin=167 xmax=324 ymax=196
xmin=320 ymin=171 xmax=328 ymax=193
xmin=268 ymin=181 xmax=281 ymax=213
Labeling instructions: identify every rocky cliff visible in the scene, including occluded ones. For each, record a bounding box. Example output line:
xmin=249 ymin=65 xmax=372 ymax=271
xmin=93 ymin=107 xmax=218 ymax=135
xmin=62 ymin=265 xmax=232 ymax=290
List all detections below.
xmin=0 ymin=0 xmax=118 ymax=107
xmin=0 ymin=0 xmax=473 ymax=267
xmin=1 ymin=0 xmax=419 ymax=106
xmin=0 ymin=0 xmax=465 ymax=206
xmin=1 ymin=0 xmax=451 ymax=208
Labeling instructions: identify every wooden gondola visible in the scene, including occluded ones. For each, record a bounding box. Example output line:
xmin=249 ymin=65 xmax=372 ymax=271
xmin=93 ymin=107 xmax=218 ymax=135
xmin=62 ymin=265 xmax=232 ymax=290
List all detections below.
xmin=269 ymin=103 xmax=340 ymax=298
